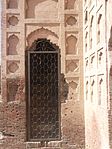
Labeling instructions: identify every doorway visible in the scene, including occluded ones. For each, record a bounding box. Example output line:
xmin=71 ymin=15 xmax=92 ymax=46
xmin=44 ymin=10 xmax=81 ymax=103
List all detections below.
xmin=26 ymin=39 xmax=61 ymax=141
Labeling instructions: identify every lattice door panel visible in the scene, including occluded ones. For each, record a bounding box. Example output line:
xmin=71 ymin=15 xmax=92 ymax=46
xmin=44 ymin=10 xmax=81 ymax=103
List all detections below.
xmin=26 ymin=39 xmax=60 ymax=141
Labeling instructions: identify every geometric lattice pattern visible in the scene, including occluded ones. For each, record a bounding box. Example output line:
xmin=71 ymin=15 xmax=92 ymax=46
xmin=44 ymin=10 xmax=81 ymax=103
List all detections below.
xmin=27 ymin=39 xmax=60 ymax=141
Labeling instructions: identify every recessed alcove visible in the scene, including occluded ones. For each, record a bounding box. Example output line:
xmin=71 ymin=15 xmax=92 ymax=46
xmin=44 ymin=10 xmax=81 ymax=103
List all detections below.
xmin=7 ymin=34 xmax=19 ymax=55
xmin=65 ymin=15 xmax=77 ymax=26
xmin=66 ymin=60 xmax=79 ymax=73
xmin=66 ymin=35 xmax=77 ymax=55
xmin=7 ymin=0 xmax=19 ymax=9
xmin=7 ymin=61 xmax=20 ymax=74
xmin=65 ymin=0 xmax=76 ymax=9
xmin=8 ymin=15 xmax=19 ymax=26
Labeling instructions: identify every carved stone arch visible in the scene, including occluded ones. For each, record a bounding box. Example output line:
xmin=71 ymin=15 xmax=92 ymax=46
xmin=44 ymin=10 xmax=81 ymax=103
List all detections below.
xmin=66 ymin=16 xmax=77 ymax=26
xmin=27 ymin=28 xmax=59 ymax=47
xmin=8 ymin=15 xmax=19 ymax=26
xmin=27 ymin=38 xmax=60 ymax=52
xmin=7 ymin=34 xmax=19 ymax=55
xmin=66 ymin=35 xmax=77 ymax=55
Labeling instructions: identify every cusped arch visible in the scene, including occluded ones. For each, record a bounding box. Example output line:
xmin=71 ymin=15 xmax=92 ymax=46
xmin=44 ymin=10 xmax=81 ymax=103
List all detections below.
xmin=66 ymin=16 xmax=77 ymax=26
xmin=7 ymin=34 xmax=19 ymax=55
xmin=27 ymin=28 xmax=59 ymax=47
xmin=66 ymin=35 xmax=77 ymax=55
xmin=8 ymin=16 xmax=19 ymax=26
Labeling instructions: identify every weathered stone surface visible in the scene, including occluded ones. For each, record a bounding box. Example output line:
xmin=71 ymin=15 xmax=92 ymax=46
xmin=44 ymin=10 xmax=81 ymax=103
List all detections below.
xmin=0 ymin=0 xmax=84 ymax=148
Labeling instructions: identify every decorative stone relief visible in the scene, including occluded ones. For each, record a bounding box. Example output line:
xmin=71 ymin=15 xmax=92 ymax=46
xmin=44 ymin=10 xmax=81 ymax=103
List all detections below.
xmin=8 ymin=16 xmax=19 ymax=26
xmin=66 ymin=35 xmax=77 ymax=55
xmin=7 ymin=34 xmax=19 ymax=55
xmin=66 ymin=60 xmax=79 ymax=73
xmin=7 ymin=61 xmax=20 ymax=74
xmin=27 ymin=27 xmax=59 ymax=47
xmin=26 ymin=0 xmax=58 ymax=19
xmin=65 ymin=15 xmax=77 ymax=26
xmin=65 ymin=0 xmax=76 ymax=9
xmin=7 ymin=0 xmax=18 ymax=9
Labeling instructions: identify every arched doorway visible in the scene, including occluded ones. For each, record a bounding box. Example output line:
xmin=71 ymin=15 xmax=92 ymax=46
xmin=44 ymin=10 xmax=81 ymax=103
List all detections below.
xmin=25 ymin=38 xmax=61 ymax=141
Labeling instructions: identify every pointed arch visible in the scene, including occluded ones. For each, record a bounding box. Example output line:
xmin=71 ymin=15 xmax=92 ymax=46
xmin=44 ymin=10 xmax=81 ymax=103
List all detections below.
xmin=26 ymin=28 xmax=59 ymax=47
xmin=7 ymin=34 xmax=19 ymax=55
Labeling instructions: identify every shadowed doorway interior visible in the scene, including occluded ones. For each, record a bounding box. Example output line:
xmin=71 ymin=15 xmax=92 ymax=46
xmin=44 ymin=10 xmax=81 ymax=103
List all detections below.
xmin=25 ymin=38 xmax=61 ymax=142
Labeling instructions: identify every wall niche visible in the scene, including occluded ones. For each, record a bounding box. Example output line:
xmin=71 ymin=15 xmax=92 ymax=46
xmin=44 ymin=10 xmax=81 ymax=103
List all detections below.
xmin=7 ymin=34 xmax=19 ymax=55
xmin=8 ymin=15 xmax=19 ymax=27
xmin=66 ymin=35 xmax=78 ymax=55
xmin=7 ymin=0 xmax=19 ymax=9
xmin=66 ymin=60 xmax=79 ymax=73
xmin=65 ymin=14 xmax=78 ymax=27
xmin=7 ymin=61 xmax=20 ymax=74
xmin=65 ymin=0 xmax=76 ymax=9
